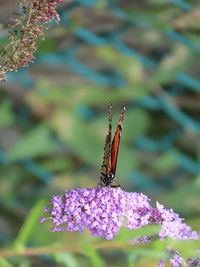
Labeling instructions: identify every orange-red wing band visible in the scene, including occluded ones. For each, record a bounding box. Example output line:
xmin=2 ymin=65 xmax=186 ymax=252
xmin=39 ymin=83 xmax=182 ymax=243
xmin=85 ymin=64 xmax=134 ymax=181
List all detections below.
xmin=110 ymin=105 xmax=125 ymax=176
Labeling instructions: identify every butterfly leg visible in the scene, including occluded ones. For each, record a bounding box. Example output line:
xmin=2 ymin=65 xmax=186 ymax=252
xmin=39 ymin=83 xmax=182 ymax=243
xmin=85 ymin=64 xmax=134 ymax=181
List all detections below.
xmin=111 ymin=179 xmax=126 ymax=190
xmin=111 ymin=180 xmax=121 ymax=188
xmin=97 ymin=182 xmax=102 ymax=189
xmin=111 ymin=184 xmax=120 ymax=188
xmin=97 ymin=178 xmax=104 ymax=189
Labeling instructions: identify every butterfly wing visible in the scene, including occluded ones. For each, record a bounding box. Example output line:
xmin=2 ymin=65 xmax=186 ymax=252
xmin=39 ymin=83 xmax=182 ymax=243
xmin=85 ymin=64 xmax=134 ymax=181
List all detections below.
xmin=110 ymin=105 xmax=126 ymax=176
xmin=101 ymin=103 xmax=112 ymax=176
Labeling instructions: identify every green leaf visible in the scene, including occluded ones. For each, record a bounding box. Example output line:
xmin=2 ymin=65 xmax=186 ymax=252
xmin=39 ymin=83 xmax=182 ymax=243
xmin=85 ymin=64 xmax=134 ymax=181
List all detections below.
xmin=32 ymin=79 xmax=149 ymax=109
xmin=152 ymin=45 xmax=189 ymax=84
xmin=0 ymin=100 xmax=14 ymax=127
xmin=83 ymin=245 xmax=104 ymax=267
xmin=37 ymin=38 xmax=56 ymax=54
xmin=122 ymin=109 xmax=150 ymax=142
xmin=0 ymin=258 xmax=14 ymax=267
xmin=153 ymin=151 xmax=177 ymax=173
xmin=13 ymin=199 xmax=46 ymax=250
xmin=55 ymin=253 xmax=79 ymax=267
xmin=7 ymin=125 xmax=58 ymax=161
xmin=41 ymin=157 xmax=73 ymax=172
xmin=161 ymin=178 xmax=200 ymax=215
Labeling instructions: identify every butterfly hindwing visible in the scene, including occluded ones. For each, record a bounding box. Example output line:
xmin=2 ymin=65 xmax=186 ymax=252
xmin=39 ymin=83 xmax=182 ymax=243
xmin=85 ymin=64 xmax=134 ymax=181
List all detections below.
xmin=101 ymin=103 xmax=112 ymax=177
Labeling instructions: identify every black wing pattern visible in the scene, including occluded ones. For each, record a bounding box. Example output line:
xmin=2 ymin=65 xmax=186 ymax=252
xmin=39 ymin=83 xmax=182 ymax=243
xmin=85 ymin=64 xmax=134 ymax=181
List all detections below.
xmin=101 ymin=102 xmax=112 ymax=177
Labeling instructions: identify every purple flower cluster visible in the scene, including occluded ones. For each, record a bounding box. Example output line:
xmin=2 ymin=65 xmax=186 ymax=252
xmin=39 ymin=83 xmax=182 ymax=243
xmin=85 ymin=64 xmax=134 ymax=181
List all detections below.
xmin=157 ymin=260 xmax=165 ymax=267
xmin=187 ymin=258 xmax=200 ymax=267
xmin=153 ymin=202 xmax=198 ymax=240
xmin=157 ymin=248 xmax=200 ymax=267
xmin=169 ymin=253 xmax=182 ymax=267
xmin=41 ymin=187 xmax=199 ymax=241
xmin=157 ymin=256 xmax=183 ymax=267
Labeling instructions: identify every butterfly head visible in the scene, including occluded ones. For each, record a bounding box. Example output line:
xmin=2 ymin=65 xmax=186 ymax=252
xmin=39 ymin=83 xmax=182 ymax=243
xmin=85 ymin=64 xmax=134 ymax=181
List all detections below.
xmin=100 ymin=172 xmax=115 ymax=186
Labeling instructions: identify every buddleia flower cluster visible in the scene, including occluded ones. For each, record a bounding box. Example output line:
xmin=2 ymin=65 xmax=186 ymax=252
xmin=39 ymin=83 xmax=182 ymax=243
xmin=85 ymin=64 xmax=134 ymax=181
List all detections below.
xmin=157 ymin=248 xmax=200 ymax=267
xmin=41 ymin=187 xmax=199 ymax=241
xmin=0 ymin=0 xmax=63 ymax=81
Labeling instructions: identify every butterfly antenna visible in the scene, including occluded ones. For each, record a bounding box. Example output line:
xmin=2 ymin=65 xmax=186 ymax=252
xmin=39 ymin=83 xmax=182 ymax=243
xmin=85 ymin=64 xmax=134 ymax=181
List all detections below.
xmin=118 ymin=104 xmax=126 ymax=127
xmin=108 ymin=102 xmax=112 ymax=132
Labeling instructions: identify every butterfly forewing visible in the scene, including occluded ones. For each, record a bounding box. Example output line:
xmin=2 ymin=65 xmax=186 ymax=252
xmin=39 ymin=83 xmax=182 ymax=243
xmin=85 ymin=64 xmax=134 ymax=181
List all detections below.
xmin=110 ymin=106 xmax=125 ymax=176
xmin=101 ymin=103 xmax=112 ymax=177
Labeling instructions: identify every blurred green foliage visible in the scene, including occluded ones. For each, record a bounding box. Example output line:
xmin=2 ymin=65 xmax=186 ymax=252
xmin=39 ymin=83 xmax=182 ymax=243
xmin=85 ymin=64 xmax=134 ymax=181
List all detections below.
xmin=0 ymin=0 xmax=200 ymax=266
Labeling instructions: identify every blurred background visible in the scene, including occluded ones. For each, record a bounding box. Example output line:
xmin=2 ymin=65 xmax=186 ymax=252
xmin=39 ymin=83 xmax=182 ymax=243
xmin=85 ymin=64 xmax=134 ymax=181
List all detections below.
xmin=0 ymin=0 xmax=200 ymax=266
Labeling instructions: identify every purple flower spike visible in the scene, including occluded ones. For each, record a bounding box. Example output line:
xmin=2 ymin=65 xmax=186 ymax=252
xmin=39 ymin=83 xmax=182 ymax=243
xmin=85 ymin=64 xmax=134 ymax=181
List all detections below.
xmin=41 ymin=187 xmax=199 ymax=240
xmin=157 ymin=260 xmax=165 ymax=267
xmin=131 ymin=235 xmax=153 ymax=244
xmin=158 ymin=248 xmax=200 ymax=267
xmin=187 ymin=258 xmax=200 ymax=267
xmin=154 ymin=202 xmax=199 ymax=240
xmin=169 ymin=254 xmax=183 ymax=267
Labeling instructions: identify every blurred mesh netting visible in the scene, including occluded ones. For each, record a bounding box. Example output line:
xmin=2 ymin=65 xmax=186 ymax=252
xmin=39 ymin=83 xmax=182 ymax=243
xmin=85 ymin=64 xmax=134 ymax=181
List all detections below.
xmin=0 ymin=0 xmax=200 ymax=219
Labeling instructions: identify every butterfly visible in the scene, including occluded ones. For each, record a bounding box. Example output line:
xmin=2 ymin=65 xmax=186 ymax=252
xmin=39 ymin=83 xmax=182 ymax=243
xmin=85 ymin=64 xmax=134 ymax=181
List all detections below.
xmin=99 ymin=102 xmax=126 ymax=188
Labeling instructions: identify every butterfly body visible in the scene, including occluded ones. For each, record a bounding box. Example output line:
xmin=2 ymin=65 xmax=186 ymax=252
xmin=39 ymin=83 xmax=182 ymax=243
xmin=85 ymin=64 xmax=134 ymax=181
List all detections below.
xmin=100 ymin=172 xmax=115 ymax=187
xmin=99 ymin=103 xmax=125 ymax=188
